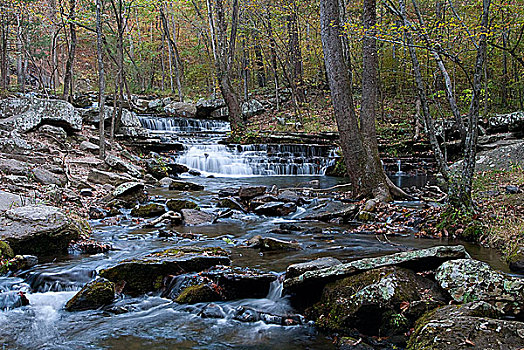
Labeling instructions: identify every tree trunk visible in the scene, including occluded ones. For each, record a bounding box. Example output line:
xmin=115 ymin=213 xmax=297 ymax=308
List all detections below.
xmin=287 ymin=1 xmax=305 ymax=103
xmin=96 ymin=0 xmax=106 ymax=159
xmin=320 ymin=0 xmax=392 ymax=200
xmin=160 ymin=6 xmax=183 ymax=101
xmin=63 ymin=0 xmax=77 ymax=101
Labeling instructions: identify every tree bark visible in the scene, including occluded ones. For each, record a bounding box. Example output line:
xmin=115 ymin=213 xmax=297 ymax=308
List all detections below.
xmin=96 ymin=0 xmax=106 ymax=159
xmin=62 ymin=0 xmax=77 ymax=101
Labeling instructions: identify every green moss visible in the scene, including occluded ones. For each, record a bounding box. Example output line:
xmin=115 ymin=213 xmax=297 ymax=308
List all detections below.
xmin=175 ymin=284 xmax=221 ymax=304
xmin=65 ymin=278 xmax=115 ymax=311
xmin=0 ymin=241 xmax=14 ymax=259
xmin=131 ymin=203 xmax=166 ymax=217
xmin=166 ymin=199 xmax=198 ymax=212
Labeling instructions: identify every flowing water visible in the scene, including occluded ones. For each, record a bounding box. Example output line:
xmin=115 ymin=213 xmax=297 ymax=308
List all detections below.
xmin=0 ymin=116 xmax=509 ymax=349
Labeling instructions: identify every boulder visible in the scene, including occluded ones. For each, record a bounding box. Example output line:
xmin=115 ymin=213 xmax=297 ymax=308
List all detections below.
xmin=0 ymin=240 xmax=14 ymax=259
xmin=169 ymin=180 xmax=204 ymax=191
xmin=0 ymin=205 xmax=86 ymax=256
xmin=164 ymin=102 xmax=197 ymax=118
xmin=112 ymin=182 xmax=145 ymax=201
xmin=0 ymin=158 xmax=29 ymax=176
xmin=175 ymin=284 xmax=221 ymax=304
xmin=286 ymin=257 xmax=342 ymax=279
xmin=307 ymin=266 xmax=447 ymax=336
xmin=166 ymin=199 xmax=198 ymax=212
xmin=218 ymin=197 xmax=246 ymax=212
xmin=0 ymin=97 xmax=82 ymax=133
xmin=65 ymin=278 xmax=115 ymax=311
xmin=144 ymin=158 xmax=168 ymax=179
xmin=241 ymin=99 xmax=265 ymax=117
xmin=99 ymin=246 xmax=230 ymax=296
xmin=0 ymin=132 xmax=33 ymax=154
xmin=0 ymin=190 xmax=26 ymax=211
xmin=277 ymin=190 xmax=302 ymax=204
xmin=105 ymin=154 xmax=142 ymax=178
xmin=300 ymin=201 xmax=359 ymax=222
xmin=218 ymin=188 xmax=239 ymax=197
xmin=158 ymin=177 xmax=174 ymax=187
xmin=209 ymin=107 xmax=228 ymax=120
xmin=130 ymin=203 xmax=166 ymax=217
xmin=181 ymin=209 xmax=216 ymax=226
xmin=32 ymin=168 xmax=66 ymax=186
xmin=166 ymin=163 xmax=189 ymax=176
xmin=239 ymin=185 xmax=266 ymax=200
xmin=283 ymin=245 xmax=468 ymax=292
xmin=254 ymin=202 xmax=297 ymax=216
xmin=488 ymin=111 xmax=524 ymax=132
xmin=87 ymin=169 xmax=133 ymax=186
xmin=80 ymin=141 xmax=100 ymax=154
xmin=246 ymin=236 xmax=302 ymax=251
xmin=196 ymin=98 xmax=226 ymax=118
xmin=2 ymin=255 xmax=38 ymax=274
xmin=38 ymin=125 xmax=67 ymax=141
xmin=436 ymin=259 xmax=524 ymax=317
xmin=407 ymin=302 xmax=524 ymax=350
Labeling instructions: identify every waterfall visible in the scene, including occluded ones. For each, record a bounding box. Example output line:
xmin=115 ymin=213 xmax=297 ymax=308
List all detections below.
xmin=139 ymin=115 xmax=338 ymax=177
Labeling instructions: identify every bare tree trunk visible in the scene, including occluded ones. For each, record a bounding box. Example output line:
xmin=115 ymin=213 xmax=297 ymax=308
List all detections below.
xmin=0 ymin=9 xmax=8 ymax=92
xmin=288 ymin=0 xmax=305 ymax=103
xmin=320 ymin=0 xmax=392 ymax=200
xmin=16 ymin=13 xmax=25 ymax=91
xmin=63 ymin=0 xmax=77 ymax=101
xmin=253 ymin=30 xmax=266 ymax=88
xmin=267 ymin=9 xmax=279 ymax=110
xmin=96 ymin=0 xmax=106 ymax=159
xmin=160 ymin=6 xmax=183 ymax=101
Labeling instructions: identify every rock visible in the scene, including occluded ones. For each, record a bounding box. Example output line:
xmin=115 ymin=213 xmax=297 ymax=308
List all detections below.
xmin=0 ymin=97 xmax=82 ymax=133
xmin=241 ymin=99 xmax=265 ymax=117
xmin=218 ymin=188 xmax=239 ymax=197
xmin=148 ymin=98 xmax=164 ymax=110
xmin=131 ymin=203 xmax=166 ymax=217
xmin=164 ymin=102 xmax=197 ymax=118
xmin=509 ymin=259 xmax=524 ymax=274
xmin=68 ymin=240 xmax=112 ymax=254
xmin=202 ymin=266 xmax=278 ymax=300
xmin=169 ymin=180 xmax=204 ymax=191
xmin=218 ymin=197 xmax=246 ymax=212
xmin=166 ymin=199 xmax=198 ymax=212
xmin=87 ymin=169 xmax=133 ymax=186
xmin=80 ymin=141 xmax=100 ymax=154
xmin=196 ymin=98 xmax=226 ymax=118
xmin=80 ymin=188 xmax=94 ymax=197
xmin=31 ymin=168 xmax=66 ymax=186
xmin=199 ymin=303 xmax=227 ymax=318
xmin=307 ymin=266 xmax=447 ymax=336
xmin=249 ymin=194 xmax=279 ymax=208
xmin=277 ymin=190 xmax=302 ymax=204
xmin=239 ymin=185 xmax=266 ymax=199
xmin=337 ymin=337 xmax=374 ymax=350
xmin=175 ymin=284 xmax=221 ymax=304
xmin=407 ymin=302 xmax=524 ymax=350
xmin=286 ymin=257 xmax=342 ymax=279
xmin=167 ymin=163 xmax=189 ymax=176
xmin=0 ymin=132 xmax=33 ymax=154
xmin=0 ymin=190 xmax=26 ymax=211
xmin=300 ymin=201 xmax=359 ymax=222
xmin=39 ymin=125 xmax=67 ymax=141
xmin=284 ymin=245 xmax=468 ymax=292
xmin=0 ymin=158 xmax=29 ymax=175
xmin=144 ymin=158 xmax=168 ymax=179
xmin=488 ymin=111 xmax=524 ymax=132
xmin=149 ymin=211 xmax=182 ymax=226
xmin=0 ymin=205 xmax=85 ymax=256
xmin=5 ymin=254 xmax=38 ymax=272
xmin=436 ymin=259 xmax=524 ymax=317
xmin=99 ymin=246 xmax=230 ymax=296
xmin=105 ymin=154 xmax=142 ymax=178
xmin=232 ymin=306 xmax=305 ymax=326
xmin=65 ymin=278 xmax=115 ymax=311
xmin=0 ymin=240 xmax=14 ymax=261
xmin=158 ymin=177 xmax=174 ymax=187
xmin=246 ymin=236 xmax=302 ymax=251
xmin=451 ymin=140 xmax=524 ymax=172
xmin=254 ymin=202 xmax=297 ymax=216
xmin=0 ymin=291 xmax=29 ymax=310
xmin=181 ymin=209 xmax=216 ymax=226
xmin=112 ymin=182 xmax=145 ymax=200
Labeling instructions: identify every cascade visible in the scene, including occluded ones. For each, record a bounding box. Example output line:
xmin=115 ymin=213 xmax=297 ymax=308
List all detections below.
xmin=139 ymin=115 xmax=338 ymax=177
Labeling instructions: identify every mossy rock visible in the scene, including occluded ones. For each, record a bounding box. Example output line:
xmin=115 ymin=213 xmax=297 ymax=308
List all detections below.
xmin=131 ymin=203 xmax=166 ymax=217
xmin=166 ymin=199 xmax=198 ymax=212
xmin=99 ymin=246 xmax=230 ymax=297
xmin=0 ymin=241 xmax=14 ymax=259
xmin=65 ymin=278 xmax=115 ymax=311
xmin=307 ymin=266 xmax=446 ymax=336
xmin=169 ymin=181 xmax=204 ymax=191
xmin=175 ymin=284 xmax=221 ymax=304
xmin=407 ymin=302 xmax=524 ymax=350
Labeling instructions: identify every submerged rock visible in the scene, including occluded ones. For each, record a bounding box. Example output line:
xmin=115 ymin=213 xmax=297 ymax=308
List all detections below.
xmin=254 ymin=202 xmax=297 ymax=217
xmin=0 ymin=291 xmax=29 ymax=310
xmin=246 ymin=236 xmax=302 ymax=251
xmin=407 ymin=302 xmax=524 ymax=350
xmin=0 ymin=205 xmax=86 ymax=256
xmin=284 ymin=245 xmax=468 ymax=292
xmin=131 ymin=203 xmax=166 ymax=217
xmin=99 ymin=246 xmax=229 ymax=296
xmin=307 ymin=266 xmax=446 ymax=336
xmin=166 ymin=199 xmax=198 ymax=212
xmin=436 ymin=259 xmax=524 ymax=317
xmin=65 ymin=278 xmax=115 ymax=312
xmin=181 ymin=209 xmax=216 ymax=226
xmin=169 ymin=180 xmax=204 ymax=191
xmin=218 ymin=197 xmax=246 ymax=212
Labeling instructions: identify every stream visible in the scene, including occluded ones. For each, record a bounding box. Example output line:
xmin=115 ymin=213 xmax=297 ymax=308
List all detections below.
xmin=0 ymin=116 xmax=508 ymax=349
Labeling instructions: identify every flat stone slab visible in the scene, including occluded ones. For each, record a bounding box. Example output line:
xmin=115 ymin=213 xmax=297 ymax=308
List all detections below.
xmin=284 ymin=245 xmax=468 ymax=292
